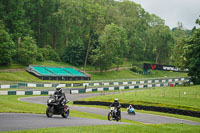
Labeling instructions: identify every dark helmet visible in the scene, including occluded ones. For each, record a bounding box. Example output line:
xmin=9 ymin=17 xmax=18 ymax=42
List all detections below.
xmin=114 ymin=98 xmax=118 ymax=102
xmin=56 ymin=85 xmax=62 ymax=93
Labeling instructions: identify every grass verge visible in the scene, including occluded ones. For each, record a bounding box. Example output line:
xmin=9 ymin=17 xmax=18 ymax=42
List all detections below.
xmin=82 ymin=85 xmax=200 ymax=112
xmin=2 ymin=123 xmax=200 ymax=133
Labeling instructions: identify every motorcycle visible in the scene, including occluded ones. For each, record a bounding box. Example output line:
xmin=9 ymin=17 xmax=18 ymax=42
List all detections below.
xmin=127 ymin=106 xmax=136 ymax=115
xmin=107 ymin=107 xmax=121 ymax=122
xmin=46 ymin=94 xmax=70 ymax=118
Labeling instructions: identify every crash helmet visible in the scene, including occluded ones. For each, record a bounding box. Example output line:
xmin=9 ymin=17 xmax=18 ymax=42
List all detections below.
xmin=114 ymin=98 xmax=118 ymax=102
xmin=56 ymin=85 xmax=62 ymax=93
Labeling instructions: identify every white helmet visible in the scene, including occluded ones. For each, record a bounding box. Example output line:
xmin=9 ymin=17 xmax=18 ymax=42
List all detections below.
xmin=56 ymin=85 xmax=62 ymax=92
xmin=114 ymin=98 xmax=118 ymax=102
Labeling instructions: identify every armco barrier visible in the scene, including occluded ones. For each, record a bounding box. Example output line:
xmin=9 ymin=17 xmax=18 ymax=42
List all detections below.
xmin=70 ymin=81 xmax=187 ymax=94
xmin=0 ymin=91 xmax=54 ymax=95
xmin=73 ymin=101 xmax=200 ymax=118
xmin=0 ymin=77 xmax=191 ymax=89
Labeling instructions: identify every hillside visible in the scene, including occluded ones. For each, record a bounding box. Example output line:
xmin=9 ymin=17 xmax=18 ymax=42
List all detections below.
xmin=0 ymin=61 xmax=187 ymax=83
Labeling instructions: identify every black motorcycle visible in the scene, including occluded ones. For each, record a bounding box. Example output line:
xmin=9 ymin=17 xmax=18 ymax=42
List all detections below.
xmin=107 ymin=107 xmax=121 ymax=122
xmin=46 ymin=94 xmax=70 ymax=118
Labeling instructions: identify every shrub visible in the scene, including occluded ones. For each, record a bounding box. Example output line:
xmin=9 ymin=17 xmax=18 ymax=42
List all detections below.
xmin=37 ymin=46 xmax=60 ymax=62
xmin=130 ymin=66 xmax=143 ymax=73
xmin=17 ymin=36 xmax=37 ymax=65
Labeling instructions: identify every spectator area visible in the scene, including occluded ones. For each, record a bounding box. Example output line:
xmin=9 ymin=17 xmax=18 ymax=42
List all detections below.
xmin=27 ymin=66 xmax=90 ymax=81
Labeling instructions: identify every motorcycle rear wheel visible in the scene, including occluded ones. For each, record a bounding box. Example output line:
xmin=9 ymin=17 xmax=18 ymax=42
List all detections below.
xmin=108 ymin=112 xmax=112 ymax=121
xmin=116 ymin=115 xmax=121 ymax=122
xmin=46 ymin=106 xmax=53 ymax=118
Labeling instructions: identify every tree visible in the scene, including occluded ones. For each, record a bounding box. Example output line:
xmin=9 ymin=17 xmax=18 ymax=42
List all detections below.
xmin=90 ymin=47 xmax=109 ymax=74
xmin=62 ymin=39 xmax=86 ymax=66
xmin=82 ymin=0 xmax=106 ymax=71
xmin=148 ymin=25 xmax=174 ymax=64
xmin=171 ymin=22 xmax=188 ymax=68
xmin=184 ymin=18 xmax=200 ymax=84
xmin=37 ymin=45 xmax=60 ymax=62
xmin=1 ymin=0 xmax=32 ymax=43
xmin=17 ymin=36 xmax=38 ymax=65
xmin=111 ymin=24 xmax=128 ymax=71
xmin=91 ymin=23 xmax=128 ymax=73
xmin=0 ymin=20 xmax=15 ymax=65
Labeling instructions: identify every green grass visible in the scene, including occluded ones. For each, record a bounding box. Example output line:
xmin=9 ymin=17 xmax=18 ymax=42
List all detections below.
xmin=2 ymin=123 xmax=200 ymax=133
xmin=83 ymin=85 xmax=200 ymax=112
xmin=0 ymin=71 xmax=42 ymax=83
xmin=0 ymin=63 xmax=25 ymax=70
xmin=89 ymin=69 xmax=187 ymax=80
xmin=0 ymin=60 xmax=187 ymax=82
xmin=34 ymin=60 xmax=74 ymax=68
xmin=0 ymin=95 xmax=46 ymax=113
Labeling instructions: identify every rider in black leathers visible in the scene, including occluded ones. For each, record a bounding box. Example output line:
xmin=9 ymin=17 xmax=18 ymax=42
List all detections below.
xmin=109 ymin=98 xmax=121 ymax=117
xmin=54 ymin=86 xmax=66 ymax=107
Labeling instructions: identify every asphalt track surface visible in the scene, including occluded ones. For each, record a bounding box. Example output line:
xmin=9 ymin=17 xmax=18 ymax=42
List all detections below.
xmin=20 ymin=94 xmax=200 ymax=125
xmin=0 ymin=113 xmax=127 ymax=132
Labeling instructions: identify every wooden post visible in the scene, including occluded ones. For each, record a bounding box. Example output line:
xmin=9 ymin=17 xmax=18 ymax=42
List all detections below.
xmin=163 ymin=88 xmax=165 ymax=97
xmin=18 ymin=37 xmax=21 ymax=48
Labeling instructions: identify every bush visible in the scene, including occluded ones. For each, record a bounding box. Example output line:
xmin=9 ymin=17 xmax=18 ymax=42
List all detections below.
xmin=130 ymin=66 xmax=137 ymax=72
xmin=62 ymin=39 xmax=85 ymax=66
xmin=37 ymin=46 xmax=60 ymax=62
xmin=17 ymin=36 xmax=37 ymax=65
xmin=130 ymin=66 xmax=143 ymax=73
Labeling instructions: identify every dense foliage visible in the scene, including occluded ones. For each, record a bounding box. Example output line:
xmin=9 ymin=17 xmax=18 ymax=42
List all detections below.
xmin=0 ymin=21 xmax=15 ymax=65
xmin=0 ymin=0 xmax=173 ymax=65
xmin=16 ymin=36 xmax=37 ymax=65
xmin=0 ymin=0 xmax=198 ymax=79
xmin=184 ymin=19 xmax=200 ymax=84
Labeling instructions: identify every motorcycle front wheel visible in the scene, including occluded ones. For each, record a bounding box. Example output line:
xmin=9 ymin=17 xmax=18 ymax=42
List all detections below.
xmin=46 ymin=106 xmax=53 ymax=118
xmin=62 ymin=109 xmax=70 ymax=118
xmin=108 ymin=112 xmax=112 ymax=121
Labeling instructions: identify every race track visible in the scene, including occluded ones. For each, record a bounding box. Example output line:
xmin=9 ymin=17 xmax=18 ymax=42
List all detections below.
xmin=19 ymin=94 xmax=200 ymax=125
xmin=1 ymin=92 xmax=200 ymax=131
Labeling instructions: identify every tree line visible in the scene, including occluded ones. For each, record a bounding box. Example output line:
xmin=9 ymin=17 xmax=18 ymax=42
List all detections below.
xmin=0 ymin=0 xmax=199 ymax=83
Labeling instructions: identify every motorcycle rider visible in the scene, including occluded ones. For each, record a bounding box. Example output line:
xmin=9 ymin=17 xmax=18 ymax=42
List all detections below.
xmin=109 ymin=98 xmax=121 ymax=118
xmin=54 ymin=85 xmax=66 ymax=107
xmin=128 ymin=104 xmax=134 ymax=109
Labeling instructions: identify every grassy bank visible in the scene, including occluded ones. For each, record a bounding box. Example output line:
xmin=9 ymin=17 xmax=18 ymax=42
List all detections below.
xmin=89 ymin=69 xmax=187 ymax=80
xmin=0 ymin=69 xmax=187 ymax=83
xmin=0 ymin=60 xmax=187 ymax=82
xmin=83 ymin=85 xmax=200 ymax=112
xmin=2 ymin=123 xmax=200 ymax=133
